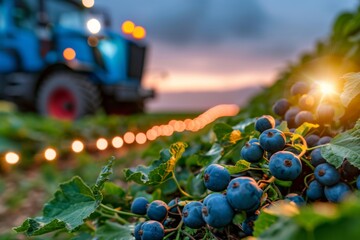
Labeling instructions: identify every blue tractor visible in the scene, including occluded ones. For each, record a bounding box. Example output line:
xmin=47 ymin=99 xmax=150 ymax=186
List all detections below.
xmin=0 ymin=0 xmax=154 ymax=119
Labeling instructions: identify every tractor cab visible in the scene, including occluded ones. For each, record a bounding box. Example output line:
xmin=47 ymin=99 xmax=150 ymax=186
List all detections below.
xmin=0 ymin=0 xmax=154 ymax=119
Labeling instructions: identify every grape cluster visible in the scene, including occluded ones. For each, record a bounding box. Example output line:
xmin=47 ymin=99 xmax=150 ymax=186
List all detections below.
xmin=129 ymin=81 xmax=358 ymax=239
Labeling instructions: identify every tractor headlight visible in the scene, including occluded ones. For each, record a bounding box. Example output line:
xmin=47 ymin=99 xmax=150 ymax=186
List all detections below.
xmin=87 ymin=18 xmax=101 ymax=34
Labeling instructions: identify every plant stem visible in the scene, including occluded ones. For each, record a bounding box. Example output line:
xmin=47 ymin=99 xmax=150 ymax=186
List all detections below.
xmin=100 ymin=204 xmax=142 ymax=217
xmin=172 ymin=172 xmax=195 ymax=198
xmin=181 ymin=230 xmax=196 ymax=240
xmin=164 ymin=231 xmax=176 ymax=239
xmin=303 ymin=173 xmax=314 ymax=188
xmin=258 ymin=176 xmax=276 ymax=189
xmin=301 ymin=157 xmax=315 ymax=171
xmin=98 ymin=211 xmax=129 ymax=224
xmin=307 ymin=144 xmax=330 ymax=151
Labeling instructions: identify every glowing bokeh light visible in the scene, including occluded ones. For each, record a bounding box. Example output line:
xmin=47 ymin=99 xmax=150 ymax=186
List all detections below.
xmin=96 ymin=138 xmax=108 ymax=150
xmin=44 ymin=148 xmax=57 ymax=161
xmin=112 ymin=136 xmax=124 ymax=148
xmin=63 ymin=48 xmax=76 ymax=61
xmin=87 ymin=18 xmax=101 ymax=34
xmin=72 ymin=140 xmax=84 ymax=153
xmin=82 ymin=0 xmax=94 ymax=8
xmin=5 ymin=152 xmax=19 ymax=164
xmin=136 ymin=133 xmax=147 ymax=144
xmin=132 ymin=26 xmax=146 ymax=39
xmin=124 ymin=132 xmax=135 ymax=144
xmin=122 ymin=20 xmax=135 ymax=34
xmin=146 ymin=129 xmax=157 ymax=141
xmin=318 ymin=81 xmax=337 ymax=95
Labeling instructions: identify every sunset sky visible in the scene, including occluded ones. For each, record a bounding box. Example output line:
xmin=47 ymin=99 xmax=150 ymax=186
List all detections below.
xmin=96 ymin=0 xmax=357 ymax=93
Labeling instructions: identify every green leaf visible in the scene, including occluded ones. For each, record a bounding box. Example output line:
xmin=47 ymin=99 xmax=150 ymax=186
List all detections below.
xmin=223 ymin=160 xmax=251 ymax=174
xmin=96 ymin=222 xmax=133 ymax=240
xmin=321 ymin=121 xmax=360 ymax=168
xmin=124 ymin=142 xmax=187 ymax=185
xmin=197 ymin=143 xmax=223 ymax=166
xmin=294 ymin=123 xmax=319 ymax=137
xmin=93 ymin=157 xmax=115 ymax=197
xmin=233 ymin=117 xmax=257 ymax=133
xmin=14 ymin=177 xmax=101 ymax=236
xmin=213 ymin=123 xmax=233 ymax=141
xmin=341 ymin=73 xmax=360 ymax=107
xmin=276 ymin=121 xmax=290 ymax=132
xmin=253 ymin=210 xmax=279 ymax=237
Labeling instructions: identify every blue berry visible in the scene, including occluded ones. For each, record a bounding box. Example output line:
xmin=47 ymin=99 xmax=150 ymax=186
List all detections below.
xmin=284 ymin=107 xmax=301 ymax=128
xmin=357 ymin=176 xmax=360 ymax=189
xmin=255 ymin=115 xmax=275 ymax=133
xmin=273 ymin=98 xmax=290 ymax=116
xmin=290 ymin=81 xmax=310 ymax=95
xmin=140 ymin=220 xmax=164 ymax=240
xmin=316 ymin=104 xmax=335 ymax=124
xmin=203 ymin=193 xmax=224 ymax=205
xmin=134 ymin=222 xmax=144 ymax=240
xmin=182 ymin=202 xmax=206 ymax=229
xmin=146 ymin=200 xmax=168 ymax=222
xmin=203 ymin=164 xmax=230 ymax=192
xmin=259 ymin=128 xmax=286 ymax=153
xmin=298 ymin=94 xmax=315 ymax=111
xmin=202 ymin=193 xmax=234 ymax=228
xmin=285 ymin=193 xmax=305 ymax=206
xmin=310 ymin=148 xmax=326 ymax=167
xmin=131 ymin=197 xmax=149 ymax=215
xmin=242 ymin=212 xmax=259 ymax=236
xmin=226 ymin=177 xmax=263 ymax=212
xmin=317 ymin=136 xmax=332 ymax=145
xmin=306 ymin=180 xmax=324 ymax=200
xmin=294 ymin=111 xmax=315 ymax=127
xmin=249 ymin=138 xmax=259 ymax=143
xmin=314 ymin=163 xmax=340 ymax=186
xmin=241 ymin=142 xmax=264 ymax=163
xmin=269 ymin=151 xmax=302 ymax=181
xmin=167 ymin=199 xmax=178 ymax=214
xmin=305 ymin=134 xmax=320 ymax=148
xmin=324 ymin=182 xmax=351 ymax=203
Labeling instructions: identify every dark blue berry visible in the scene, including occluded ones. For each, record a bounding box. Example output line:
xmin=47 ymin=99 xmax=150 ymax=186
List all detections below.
xmin=310 ymin=148 xmax=326 ymax=167
xmin=242 ymin=212 xmax=259 ymax=236
xmin=182 ymin=202 xmax=206 ymax=229
xmin=202 ymin=193 xmax=234 ymax=228
xmin=306 ymin=180 xmax=324 ymax=200
xmin=290 ymin=81 xmax=310 ymax=95
xmin=273 ymin=98 xmax=290 ymax=116
xmin=131 ymin=197 xmax=149 ymax=215
xmin=357 ymin=176 xmax=360 ymax=189
xmin=305 ymin=134 xmax=320 ymax=148
xmin=167 ymin=199 xmax=179 ymax=214
xmin=146 ymin=200 xmax=168 ymax=222
xmin=255 ymin=115 xmax=275 ymax=133
xmin=317 ymin=136 xmax=332 ymax=145
xmin=284 ymin=107 xmax=301 ymax=128
xmin=316 ymin=104 xmax=335 ymax=124
xmin=203 ymin=164 xmax=230 ymax=192
xmin=140 ymin=220 xmax=164 ymax=240
xmin=314 ymin=163 xmax=340 ymax=186
xmin=285 ymin=193 xmax=305 ymax=206
xmin=249 ymin=138 xmax=259 ymax=143
xmin=226 ymin=177 xmax=263 ymax=212
xmin=134 ymin=222 xmax=144 ymax=240
xmin=241 ymin=142 xmax=264 ymax=163
xmin=259 ymin=128 xmax=286 ymax=153
xmin=269 ymin=151 xmax=302 ymax=181
xmin=294 ymin=111 xmax=315 ymax=127
xmin=324 ymin=182 xmax=351 ymax=203
xmin=298 ymin=94 xmax=315 ymax=110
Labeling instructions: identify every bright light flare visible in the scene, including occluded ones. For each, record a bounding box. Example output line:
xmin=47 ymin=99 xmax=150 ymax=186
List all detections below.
xmin=96 ymin=138 xmax=108 ymax=150
xmin=44 ymin=148 xmax=57 ymax=161
xmin=63 ymin=48 xmax=76 ymax=61
xmin=122 ymin=20 xmax=135 ymax=34
xmin=87 ymin=18 xmax=101 ymax=34
xmin=136 ymin=133 xmax=147 ymax=144
xmin=112 ymin=136 xmax=124 ymax=148
xmin=132 ymin=26 xmax=146 ymax=39
xmin=5 ymin=152 xmax=19 ymax=164
xmin=72 ymin=140 xmax=84 ymax=153
xmin=124 ymin=132 xmax=135 ymax=144
xmin=82 ymin=0 xmax=94 ymax=8
xmin=318 ymin=81 xmax=337 ymax=95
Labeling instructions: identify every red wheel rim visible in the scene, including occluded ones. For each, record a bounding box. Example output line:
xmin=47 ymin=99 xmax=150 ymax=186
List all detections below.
xmin=47 ymin=87 xmax=77 ymax=119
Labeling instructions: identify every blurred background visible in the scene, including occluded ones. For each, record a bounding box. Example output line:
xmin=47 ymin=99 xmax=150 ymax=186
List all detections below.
xmin=0 ymin=0 xmax=359 ymax=239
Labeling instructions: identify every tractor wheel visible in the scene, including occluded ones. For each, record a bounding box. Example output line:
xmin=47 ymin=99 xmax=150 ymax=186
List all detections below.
xmin=36 ymin=72 xmax=101 ymax=120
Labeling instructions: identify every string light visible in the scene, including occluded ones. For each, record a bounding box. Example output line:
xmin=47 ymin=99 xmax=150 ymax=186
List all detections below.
xmin=72 ymin=140 xmax=84 ymax=153
xmin=5 ymin=152 xmax=19 ymax=164
xmin=44 ymin=148 xmax=57 ymax=161
xmin=6 ymin=104 xmax=240 ymax=167
xmin=96 ymin=138 xmax=108 ymax=150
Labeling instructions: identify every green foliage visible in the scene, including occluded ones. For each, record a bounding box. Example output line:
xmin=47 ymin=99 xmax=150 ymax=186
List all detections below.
xmin=322 ymin=120 xmax=360 ymax=168
xmin=123 ymin=142 xmax=187 ymax=185
xmin=340 ymin=73 xmax=360 ymax=107
xmin=95 ymin=222 xmax=133 ymax=240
